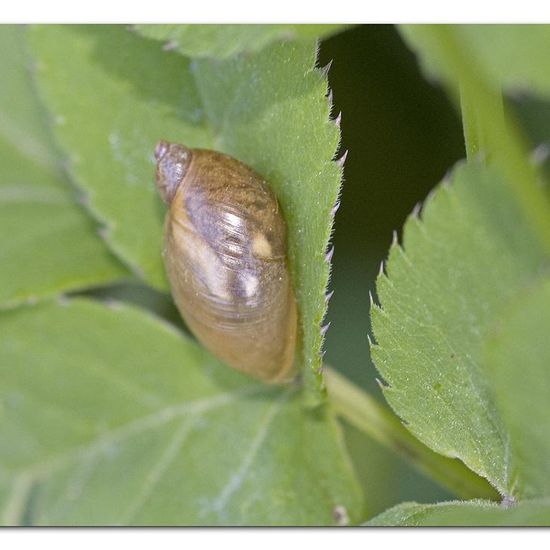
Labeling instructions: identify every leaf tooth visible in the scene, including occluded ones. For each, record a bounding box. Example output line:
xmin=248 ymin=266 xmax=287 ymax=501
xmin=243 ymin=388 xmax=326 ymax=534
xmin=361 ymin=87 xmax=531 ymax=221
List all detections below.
xmin=318 ymin=354 xmax=328 ymax=374
xmin=441 ymin=169 xmax=454 ymax=189
xmin=368 ymin=331 xmax=383 ymax=349
xmin=331 ymin=200 xmax=341 ymax=216
xmin=370 ymin=298 xmax=386 ymax=316
xmin=320 ymin=59 xmax=333 ymax=77
xmin=325 ymin=289 xmax=335 ymax=303
xmin=411 ymin=201 xmax=422 ymax=219
xmin=375 ymin=377 xmax=389 ymax=390
xmin=425 ymin=183 xmax=442 ymax=206
xmin=326 ymin=87 xmax=333 ymax=104
xmin=334 ymin=111 xmax=342 ymax=128
xmin=378 ymin=260 xmax=386 ymax=279
xmin=335 ymin=150 xmax=348 ymax=168
xmin=368 ymin=290 xmax=375 ymax=308
xmin=320 ymin=322 xmax=331 ymax=337
xmin=391 ymin=230 xmax=399 ymax=248
xmin=325 ymin=245 xmax=335 ymax=263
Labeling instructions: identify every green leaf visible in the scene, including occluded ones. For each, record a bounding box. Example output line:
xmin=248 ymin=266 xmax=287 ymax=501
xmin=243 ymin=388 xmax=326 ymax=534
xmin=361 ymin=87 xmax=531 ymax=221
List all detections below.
xmin=28 ymin=25 xmax=341 ymax=397
xmin=325 ymin=368 xmax=499 ymax=502
xmin=134 ymin=24 xmax=346 ymax=59
xmin=371 ymin=162 xmax=548 ymax=496
xmin=485 ymin=279 xmax=550 ymax=499
xmin=400 ymin=25 xmax=550 ymax=99
xmin=28 ymin=25 xmax=209 ymax=287
xmin=0 ymin=25 xmax=128 ymax=308
xmin=367 ymin=498 xmax=550 ymax=526
xmin=0 ymin=299 xmax=361 ymax=526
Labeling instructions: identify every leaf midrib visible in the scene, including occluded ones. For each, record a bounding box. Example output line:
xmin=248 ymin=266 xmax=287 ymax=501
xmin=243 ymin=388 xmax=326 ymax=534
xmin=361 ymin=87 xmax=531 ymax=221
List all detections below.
xmin=6 ymin=384 xmax=269 ymax=480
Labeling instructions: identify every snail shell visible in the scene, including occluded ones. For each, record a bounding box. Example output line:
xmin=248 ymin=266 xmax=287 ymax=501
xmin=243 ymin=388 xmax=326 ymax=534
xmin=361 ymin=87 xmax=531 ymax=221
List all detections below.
xmin=155 ymin=141 xmax=297 ymax=383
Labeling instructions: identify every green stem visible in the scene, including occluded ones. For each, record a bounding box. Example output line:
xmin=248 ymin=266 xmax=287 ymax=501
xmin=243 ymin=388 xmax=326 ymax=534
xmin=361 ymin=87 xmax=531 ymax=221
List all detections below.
xmin=459 ymin=83 xmax=504 ymax=161
xmin=433 ymin=25 xmax=550 ymax=256
xmin=325 ymin=367 xmax=499 ymax=501
xmin=459 ymin=85 xmax=479 ymax=160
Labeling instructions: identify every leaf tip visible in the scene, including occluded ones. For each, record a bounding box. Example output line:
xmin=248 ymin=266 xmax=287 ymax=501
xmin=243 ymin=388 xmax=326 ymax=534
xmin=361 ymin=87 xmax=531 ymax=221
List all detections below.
xmin=320 ymin=59 xmax=333 ymax=78
xmin=378 ymin=260 xmax=386 ymax=279
xmin=325 ymin=245 xmax=335 ymax=264
xmin=368 ymin=290 xmax=375 ymax=308
xmin=411 ymin=201 xmax=422 ymax=220
xmin=320 ymin=321 xmax=331 ymax=337
xmin=335 ymin=150 xmax=348 ymax=168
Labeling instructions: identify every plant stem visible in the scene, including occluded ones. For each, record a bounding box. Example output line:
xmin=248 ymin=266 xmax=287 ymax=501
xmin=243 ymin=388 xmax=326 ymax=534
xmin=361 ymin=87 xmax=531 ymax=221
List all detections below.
xmin=459 ymin=83 xmax=504 ymax=162
xmin=325 ymin=367 xmax=500 ymax=501
xmin=459 ymin=86 xmax=480 ymax=160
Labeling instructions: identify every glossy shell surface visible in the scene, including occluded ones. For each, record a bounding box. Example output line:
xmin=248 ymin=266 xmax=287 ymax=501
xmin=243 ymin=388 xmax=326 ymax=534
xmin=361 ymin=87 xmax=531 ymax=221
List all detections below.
xmin=155 ymin=142 xmax=297 ymax=383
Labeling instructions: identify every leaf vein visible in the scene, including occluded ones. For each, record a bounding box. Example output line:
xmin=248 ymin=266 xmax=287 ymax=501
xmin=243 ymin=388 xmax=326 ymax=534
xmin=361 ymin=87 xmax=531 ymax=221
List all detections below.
xmin=208 ymin=388 xmax=291 ymax=519
xmin=17 ymin=385 xmax=267 ymax=481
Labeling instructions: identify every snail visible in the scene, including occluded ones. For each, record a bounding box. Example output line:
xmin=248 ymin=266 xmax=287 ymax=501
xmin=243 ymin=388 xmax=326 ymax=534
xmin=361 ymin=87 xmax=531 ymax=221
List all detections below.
xmin=154 ymin=141 xmax=297 ymax=383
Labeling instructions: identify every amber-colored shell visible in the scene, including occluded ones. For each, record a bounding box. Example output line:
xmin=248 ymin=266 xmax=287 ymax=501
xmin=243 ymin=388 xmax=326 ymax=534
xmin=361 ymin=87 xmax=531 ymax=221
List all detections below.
xmin=155 ymin=141 xmax=297 ymax=383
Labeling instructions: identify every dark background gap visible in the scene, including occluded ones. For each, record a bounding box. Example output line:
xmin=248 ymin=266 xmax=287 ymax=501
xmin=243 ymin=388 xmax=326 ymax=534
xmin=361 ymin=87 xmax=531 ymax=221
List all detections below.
xmin=318 ymin=24 xmax=465 ymax=515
